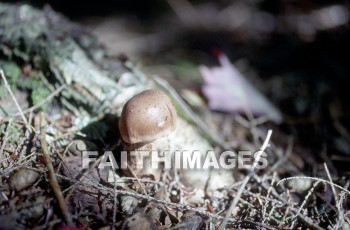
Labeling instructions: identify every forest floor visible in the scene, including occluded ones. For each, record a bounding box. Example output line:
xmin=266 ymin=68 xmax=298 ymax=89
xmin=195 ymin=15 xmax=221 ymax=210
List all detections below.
xmin=1 ymin=1 xmax=350 ymax=229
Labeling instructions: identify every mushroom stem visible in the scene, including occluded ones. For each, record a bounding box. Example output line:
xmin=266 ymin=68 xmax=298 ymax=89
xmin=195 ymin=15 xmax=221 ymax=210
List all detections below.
xmin=121 ymin=142 xmax=164 ymax=181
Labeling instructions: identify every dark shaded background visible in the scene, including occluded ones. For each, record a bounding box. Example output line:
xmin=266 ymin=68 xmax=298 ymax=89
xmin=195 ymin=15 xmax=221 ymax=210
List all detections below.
xmin=3 ymin=0 xmax=170 ymax=19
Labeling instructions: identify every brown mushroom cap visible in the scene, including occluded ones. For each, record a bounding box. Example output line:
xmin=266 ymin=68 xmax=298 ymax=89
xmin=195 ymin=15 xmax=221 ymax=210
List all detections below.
xmin=118 ymin=89 xmax=177 ymax=144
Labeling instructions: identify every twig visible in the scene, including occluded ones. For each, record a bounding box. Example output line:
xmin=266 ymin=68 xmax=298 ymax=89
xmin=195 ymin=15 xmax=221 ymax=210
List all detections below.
xmin=324 ymin=163 xmax=341 ymax=228
xmin=0 ymin=69 xmax=29 ymax=127
xmin=219 ymin=130 xmax=273 ymax=230
xmin=335 ymin=180 xmax=349 ymax=229
xmin=0 ymin=149 xmax=37 ymax=175
xmin=153 ymin=75 xmax=232 ymax=150
xmin=261 ymin=137 xmax=293 ymax=182
xmin=13 ymin=84 xmax=67 ymax=116
xmin=324 ymin=163 xmax=339 ymax=208
xmin=290 ymin=180 xmax=320 ymax=228
xmin=277 ymin=176 xmax=350 ymax=196
xmin=40 ymin=112 xmax=73 ymax=226
xmin=127 ymin=164 xmax=148 ymax=195
xmin=262 ymin=172 xmax=277 ymax=224
xmin=56 ymin=173 xmax=275 ymax=229
xmin=112 ymin=174 xmax=118 ymax=230
xmin=241 ymin=176 xmax=324 ymax=229
xmin=116 ymin=176 xmax=164 ymax=186
xmin=0 ymin=118 xmax=12 ymax=167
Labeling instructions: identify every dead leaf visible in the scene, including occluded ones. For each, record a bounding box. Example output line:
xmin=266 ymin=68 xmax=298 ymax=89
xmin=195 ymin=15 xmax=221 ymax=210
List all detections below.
xmin=8 ymin=168 xmax=40 ymax=192
xmin=122 ymin=212 xmax=157 ymax=230
xmin=177 ymin=211 xmax=204 ymax=230
xmin=199 ymin=53 xmax=283 ymax=123
xmin=121 ymin=195 xmax=139 ymax=215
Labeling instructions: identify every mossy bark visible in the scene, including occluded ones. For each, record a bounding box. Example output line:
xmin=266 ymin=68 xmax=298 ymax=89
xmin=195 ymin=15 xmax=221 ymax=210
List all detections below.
xmin=0 ymin=3 xmax=148 ymax=120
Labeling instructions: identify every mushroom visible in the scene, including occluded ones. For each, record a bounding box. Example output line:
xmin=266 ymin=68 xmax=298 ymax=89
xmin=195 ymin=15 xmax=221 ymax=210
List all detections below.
xmin=118 ymin=89 xmax=177 ymax=180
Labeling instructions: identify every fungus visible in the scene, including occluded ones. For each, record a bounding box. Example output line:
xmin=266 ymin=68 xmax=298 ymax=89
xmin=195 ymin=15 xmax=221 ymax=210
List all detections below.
xmin=118 ymin=89 xmax=177 ymax=180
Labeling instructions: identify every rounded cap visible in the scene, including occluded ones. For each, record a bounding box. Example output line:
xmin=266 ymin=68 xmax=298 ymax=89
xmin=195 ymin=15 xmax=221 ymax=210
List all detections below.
xmin=118 ymin=89 xmax=177 ymax=144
